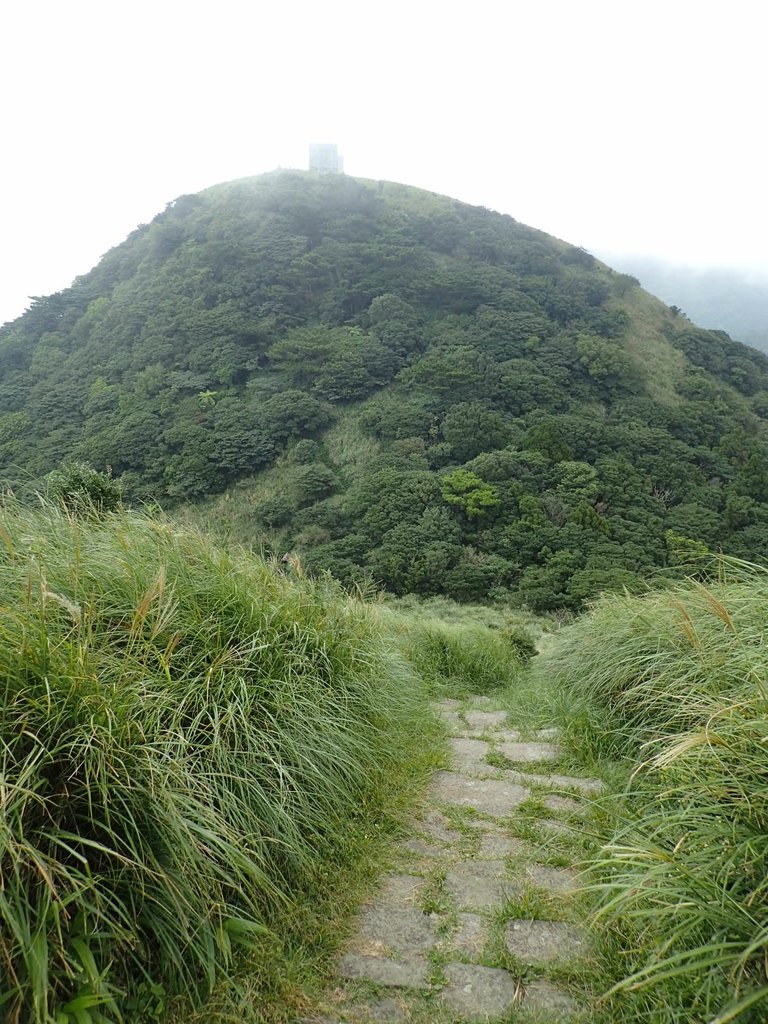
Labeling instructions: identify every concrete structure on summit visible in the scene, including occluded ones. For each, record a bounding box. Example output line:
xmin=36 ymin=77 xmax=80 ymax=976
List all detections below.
xmin=309 ymin=143 xmax=344 ymax=174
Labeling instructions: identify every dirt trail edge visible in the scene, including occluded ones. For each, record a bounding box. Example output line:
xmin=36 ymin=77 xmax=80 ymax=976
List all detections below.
xmin=300 ymin=696 xmax=605 ymax=1023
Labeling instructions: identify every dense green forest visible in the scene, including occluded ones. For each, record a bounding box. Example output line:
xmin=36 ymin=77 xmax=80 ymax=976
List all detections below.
xmin=3 ymin=170 xmax=768 ymax=608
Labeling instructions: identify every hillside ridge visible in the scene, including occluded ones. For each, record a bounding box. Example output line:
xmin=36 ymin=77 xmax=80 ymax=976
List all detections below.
xmin=3 ymin=170 xmax=768 ymax=608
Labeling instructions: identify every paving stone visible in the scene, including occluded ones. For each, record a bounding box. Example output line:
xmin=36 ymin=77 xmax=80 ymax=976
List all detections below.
xmin=355 ymin=905 xmax=437 ymax=954
xmin=463 ymin=709 xmax=509 ymax=731
xmin=533 ymin=727 xmax=561 ymax=740
xmin=440 ymin=962 xmax=520 ymax=1018
xmin=338 ymin=953 xmax=429 ymax=989
xmin=497 ymin=740 xmax=561 ymax=763
xmin=504 ymin=769 xmax=605 ymax=795
xmin=396 ymin=837 xmax=446 ymax=859
xmin=411 ymin=808 xmax=463 ymax=843
xmin=444 ymin=860 xmax=521 ymax=910
xmin=326 ymin=691 xmax=594 ymax=1021
xmin=377 ymin=874 xmax=426 ymax=905
xmin=444 ymin=912 xmax=488 ymax=957
xmin=524 ymin=979 xmax=579 ymax=1016
xmin=430 ymin=699 xmax=464 ymax=732
xmin=477 ymin=830 xmax=529 ymax=859
xmin=444 ymin=874 xmax=516 ymax=911
xmin=542 ymin=794 xmax=582 ymax=814
xmin=561 ymin=775 xmax=604 ymax=795
xmin=523 ymin=864 xmax=579 ymax=893
xmin=493 ymin=728 xmax=523 ymax=743
xmin=431 ymin=698 xmax=462 ymax=711
xmin=449 ymin=736 xmax=490 ymax=768
xmin=363 ymin=996 xmax=410 ymax=1022
xmin=504 ymin=919 xmax=585 ymax=963
xmin=429 ymin=771 xmax=529 ymax=817
xmin=448 ymin=857 xmax=507 ymax=879
xmin=437 ymin=710 xmax=464 ymax=732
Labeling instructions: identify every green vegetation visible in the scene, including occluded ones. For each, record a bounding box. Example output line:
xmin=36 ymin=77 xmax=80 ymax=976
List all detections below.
xmin=5 ymin=170 xmax=768 ymax=1022
xmin=3 ymin=488 xmax=766 ymax=1023
xmin=0 ymin=501 xmax=438 ymax=1023
xmin=544 ymin=565 xmax=768 ymax=1022
xmin=44 ymin=461 xmax=123 ymax=516
xmin=379 ymin=596 xmax=538 ymax=698
xmin=3 ymin=171 xmax=768 ymax=609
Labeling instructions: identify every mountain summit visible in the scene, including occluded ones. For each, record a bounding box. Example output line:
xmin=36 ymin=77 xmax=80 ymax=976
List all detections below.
xmin=2 ymin=170 xmax=768 ymax=607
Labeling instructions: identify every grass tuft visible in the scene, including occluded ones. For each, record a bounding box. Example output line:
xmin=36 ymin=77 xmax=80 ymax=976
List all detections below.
xmin=379 ymin=599 xmax=537 ymax=697
xmin=0 ymin=500 xmax=434 ymax=1022
xmin=544 ymin=560 xmax=768 ymax=1022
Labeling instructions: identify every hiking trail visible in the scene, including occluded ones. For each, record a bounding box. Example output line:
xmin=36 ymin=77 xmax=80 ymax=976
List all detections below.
xmin=301 ymin=695 xmax=604 ymax=1022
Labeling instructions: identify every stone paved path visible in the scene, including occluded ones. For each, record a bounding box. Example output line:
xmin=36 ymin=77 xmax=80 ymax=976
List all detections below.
xmin=301 ymin=697 xmax=605 ymax=1023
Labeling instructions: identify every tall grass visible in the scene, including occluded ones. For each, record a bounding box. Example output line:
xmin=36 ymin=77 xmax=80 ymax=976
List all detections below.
xmin=0 ymin=502 xmax=429 ymax=1022
xmin=380 ymin=597 xmax=537 ymax=696
xmin=547 ymin=563 xmax=768 ymax=1023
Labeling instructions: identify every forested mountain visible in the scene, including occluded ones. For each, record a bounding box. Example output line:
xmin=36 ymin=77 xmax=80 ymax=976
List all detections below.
xmin=3 ymin=170 xmax=768 ymax=609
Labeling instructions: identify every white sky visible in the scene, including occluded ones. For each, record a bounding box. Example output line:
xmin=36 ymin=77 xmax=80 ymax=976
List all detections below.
xmin=1 ymin=0 xmax=766 ymax=327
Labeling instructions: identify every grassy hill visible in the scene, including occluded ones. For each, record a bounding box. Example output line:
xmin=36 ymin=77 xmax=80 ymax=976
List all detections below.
xmin=3 ymin=171 xmax=768 ymax=608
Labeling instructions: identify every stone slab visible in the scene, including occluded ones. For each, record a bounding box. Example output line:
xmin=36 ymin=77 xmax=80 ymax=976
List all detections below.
xmin=396 ymin=837 xmax=446 ymax=859
xmin=534 ymin=727 xmax=561 ymax=740
xmin=504 ymin=919 xmax=585 ymax=963
xmin=464 ymin=710 xmax=509 ymax=731
xmin=524 ymin=864 xmax=578 ymax=893
xmin=444 ymin=860 xmax=521 ymax=910
xmin=444 ymin=874 xmax=517 ymax=910
xmin=477 ymin=830 xmax=529 ymax=859
xmin=524 ymin=979 xmax=578 ymax=1016
xmin=537 ymin=818 xmax=572 ymax=836
xmin=498 ymin=741 xmax=561 ymax=763
xmin=429 ymin=771 xmax=529 ymax=817
xmin=449 ymin=736 xmax=490 ymax=767
xmin=411 ymin=808 xmax=463 ymax=843
xmin=440 ymin=962 xmax=520 ymax=1018
xmin=377 ymin=874 xmax=426 ymax=905
xmin=364 ymin=996 xmax=410 ymax=1022
xmin=493 ymin=728 xmax=523 ymax=743
xmin=356 ymin=906 xmax=437 ymax=954
xmin=432 ymin=698 xmax=461 ymax=710
xmin=505 ymin=769 xmax=605 ymax=795
xmin=431 ymin=699 xmax=463 ymax=731
xmin=451 ymin=857 xmax=507 ymax=878
xmin=338 ymin=953 xmax=429 ymax=989
xmin=445 ymin=913 xmax=488 ymax=957
xmin=437 ymin=711 xmax=464 ymax=731
xmin=542 ymin=795 xmax=582 ymax=814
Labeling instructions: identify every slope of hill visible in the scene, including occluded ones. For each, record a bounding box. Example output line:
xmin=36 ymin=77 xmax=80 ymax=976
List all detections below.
xmin=597 ymin=253 xmax=768 ymax=352
xmin=3 ymin=170 xmax=768 ymax=608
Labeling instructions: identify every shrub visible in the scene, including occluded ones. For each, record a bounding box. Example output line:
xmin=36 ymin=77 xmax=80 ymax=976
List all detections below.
xmin=44 ymin=461 xmax=122 ymax=515
xmin=501 ymin=624 xmax=538 ymax=665
xmin=254 ymin=492 xmax=296 ymax=527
